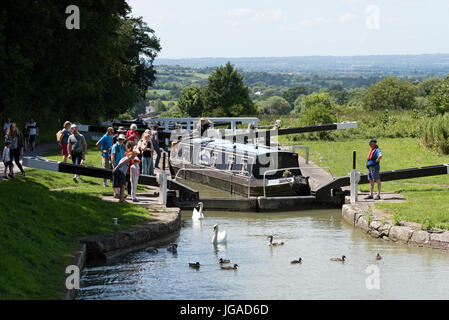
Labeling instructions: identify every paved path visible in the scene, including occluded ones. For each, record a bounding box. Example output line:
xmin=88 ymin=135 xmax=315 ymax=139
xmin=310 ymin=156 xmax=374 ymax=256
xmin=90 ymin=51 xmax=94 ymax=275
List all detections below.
xmin=0 ymin=140 xmax=59 ymax=182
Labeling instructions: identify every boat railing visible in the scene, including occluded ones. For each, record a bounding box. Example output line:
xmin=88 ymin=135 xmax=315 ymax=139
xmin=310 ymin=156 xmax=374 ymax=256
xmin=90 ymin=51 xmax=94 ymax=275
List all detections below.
xmin=174 ymin=167 xmax=253 ymax=198
xmin=262 ymin=166 xmax=334 ymax=198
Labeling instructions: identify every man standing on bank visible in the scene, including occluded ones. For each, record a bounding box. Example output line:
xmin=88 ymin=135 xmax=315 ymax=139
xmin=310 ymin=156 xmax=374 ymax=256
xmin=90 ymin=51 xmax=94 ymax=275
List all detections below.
xmin=365 ymin=139 xmax=383 ymax=200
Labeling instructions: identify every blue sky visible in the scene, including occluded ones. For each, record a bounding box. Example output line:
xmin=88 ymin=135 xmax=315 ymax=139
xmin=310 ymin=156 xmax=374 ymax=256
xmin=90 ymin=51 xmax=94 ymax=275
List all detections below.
xmin=128 ymin=0 xmax=449 ymax=59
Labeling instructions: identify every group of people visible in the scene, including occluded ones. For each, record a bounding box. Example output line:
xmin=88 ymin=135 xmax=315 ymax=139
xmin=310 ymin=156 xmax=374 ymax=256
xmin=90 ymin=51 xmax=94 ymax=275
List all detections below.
xmin=102 ymin=124 xmax=161 ymax=203
xmin=57 ymin=121 xmax=162 ymax=203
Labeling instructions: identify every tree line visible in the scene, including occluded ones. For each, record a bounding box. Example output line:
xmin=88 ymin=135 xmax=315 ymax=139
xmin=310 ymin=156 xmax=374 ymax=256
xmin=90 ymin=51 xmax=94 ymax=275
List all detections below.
xmin=0 ymin=0 xmax=161 ymax=129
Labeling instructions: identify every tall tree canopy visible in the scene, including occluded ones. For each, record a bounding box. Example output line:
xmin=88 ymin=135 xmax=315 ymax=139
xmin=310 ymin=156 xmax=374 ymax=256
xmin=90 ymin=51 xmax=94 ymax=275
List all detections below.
xmin=362 ymin=77 xmax=416 ymax=110
xmin=0 ymin=0 xmax=161 ymax=126
xmin=177 ymin=85 xmax=204 ymax=117
xmin=202 ymin=62 xmax=256 ymax=117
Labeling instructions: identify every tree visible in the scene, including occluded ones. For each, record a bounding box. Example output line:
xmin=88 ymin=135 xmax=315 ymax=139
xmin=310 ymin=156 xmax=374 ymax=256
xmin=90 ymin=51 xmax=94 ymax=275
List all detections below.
xmin=416 ymin=77 xmax=444 ymax=97
xmin=0 ymin=1 xmax=161 ymax=127
xmin=327 ymin=83 xmax=348 ymax=105
xmin=177 ymin=86 xmax=204 ymax=117
xmin=292 ymin=92 xmax=334 ymax=114
xmin=261 ymin=96 xmax=291 ymax=115
xmin=362 ymin=77 xmax=416 ymax=110
xmin=429 ymin=74 xmax=449 ymax=115
xmin=346 ymin=88 xmax=368 ymax=107
xmin=202 ymin=62 xmax=256 ymax=116
xmin=281 ymin=85 xmax=308 ymax=105
xmin=297 ymin=93 xmax=336 ymax=139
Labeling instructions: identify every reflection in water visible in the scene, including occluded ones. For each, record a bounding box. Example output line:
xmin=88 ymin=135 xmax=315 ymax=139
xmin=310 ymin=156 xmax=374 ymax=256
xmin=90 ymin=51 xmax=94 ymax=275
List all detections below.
xmin=77 ymin=209 xmax=449 ymax=300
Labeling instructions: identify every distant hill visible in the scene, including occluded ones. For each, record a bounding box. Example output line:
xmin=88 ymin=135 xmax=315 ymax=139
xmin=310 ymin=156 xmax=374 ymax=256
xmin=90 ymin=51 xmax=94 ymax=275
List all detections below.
xmin=155 ymin=54 xmax=449 ymax=76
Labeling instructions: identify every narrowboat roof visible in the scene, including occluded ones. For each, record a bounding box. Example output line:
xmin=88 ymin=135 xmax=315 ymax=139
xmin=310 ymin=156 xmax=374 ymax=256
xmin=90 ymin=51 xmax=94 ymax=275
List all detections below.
xmin=181 ymin=137 xmax=293 ymax=156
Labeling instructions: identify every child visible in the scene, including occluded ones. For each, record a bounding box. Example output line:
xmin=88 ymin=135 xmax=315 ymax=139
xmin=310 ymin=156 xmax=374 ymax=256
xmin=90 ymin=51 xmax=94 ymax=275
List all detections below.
xmin=130 ymin=157 xmax=140 ymax=202
xmin=3 ymin=140 xmax=13 ymax=179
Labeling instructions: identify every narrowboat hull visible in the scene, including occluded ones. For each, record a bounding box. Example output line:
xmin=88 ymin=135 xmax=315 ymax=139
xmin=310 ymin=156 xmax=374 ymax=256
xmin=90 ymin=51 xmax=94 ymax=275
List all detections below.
xmin=171 ymin=163 xmax=310 ymax=197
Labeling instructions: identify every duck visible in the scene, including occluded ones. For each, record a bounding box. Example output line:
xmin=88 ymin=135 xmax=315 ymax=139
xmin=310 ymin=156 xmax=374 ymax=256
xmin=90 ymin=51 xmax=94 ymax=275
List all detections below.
xmin=290 ymin=257 xmax=302 ymax=264
xmin=189 ymin=262 xmax=200 ymax=269
xmin=268 ymin=235 xmax=284 ymax=246
xmin=376 ymin=253 xmax=382 ymax=260
xmin=167 ymin=243 xmax=178 ymax=253
xmin=219 ymin=258 xmax=230 ymax=264
xmin=221 ymin=264 xmax=238 ymax=270
xmin=145 ymin=247 xmax=158 ymax=254
xmin=330 ymin=255 xmax=346 ymax=262
xmin=211 ymin=224 xmax=227 ymax=244
xmin=192 ymin=202 xmax=204 ymax=220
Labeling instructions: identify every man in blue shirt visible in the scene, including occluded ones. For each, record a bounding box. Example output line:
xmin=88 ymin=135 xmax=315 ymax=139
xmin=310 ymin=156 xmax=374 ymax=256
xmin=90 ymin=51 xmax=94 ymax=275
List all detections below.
xmin=96 ymin=127 xmax=114 ymax=187
xmin=111 ymin=134 xmax=126 ymax=198
xmin=365 ymin=139 xmax=383 ymax=200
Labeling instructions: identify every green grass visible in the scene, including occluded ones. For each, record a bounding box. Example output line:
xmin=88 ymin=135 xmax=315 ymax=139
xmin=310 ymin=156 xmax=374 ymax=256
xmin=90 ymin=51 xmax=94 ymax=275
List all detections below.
xmin=0 ymin=142 xmax=151 ymax=299
xmin=295 ymin=137 xmax=449 ymax=230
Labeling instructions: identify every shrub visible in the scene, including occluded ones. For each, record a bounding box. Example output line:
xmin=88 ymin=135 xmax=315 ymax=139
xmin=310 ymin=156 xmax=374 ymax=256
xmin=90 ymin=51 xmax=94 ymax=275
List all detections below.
xmin=422 ymin=113 xmax=449 ymax=154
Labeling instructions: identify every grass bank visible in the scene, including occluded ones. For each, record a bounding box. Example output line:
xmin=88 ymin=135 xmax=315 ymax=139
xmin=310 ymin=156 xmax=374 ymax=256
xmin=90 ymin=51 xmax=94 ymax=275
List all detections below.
xmin=291 ymin=137 xmax=449 ymax=230
xmin=0 ymin=142 xmax=151 ymax=299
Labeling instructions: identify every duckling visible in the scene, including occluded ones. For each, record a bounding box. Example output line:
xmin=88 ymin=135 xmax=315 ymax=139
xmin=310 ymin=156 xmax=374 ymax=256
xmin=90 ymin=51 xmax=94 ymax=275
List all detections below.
xmin=167 ymin=244 xmax=178 ymax=253
xmin=290 ymin=257 xmax=302 ymax=264
xmin=376 ymin=253 xmax=382 ymax=260
xmin=268 ymin=235 xmax=284 ymax=246
xmin=221 ymin=264 xmax=238 ymax=270
xmin=218 ymin=258 xmax=231 ymax=264
xmin=330 ymin=255 xmax=346 ymax=262
xmin=145 ymin=248 xmax=158 ymax=254
xmin=189 ymin=262 xmax=200 ymax=269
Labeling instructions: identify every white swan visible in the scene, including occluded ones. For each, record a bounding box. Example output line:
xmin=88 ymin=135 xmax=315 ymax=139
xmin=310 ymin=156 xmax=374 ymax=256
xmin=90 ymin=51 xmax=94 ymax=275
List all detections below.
xmin=211 ymin=224 xmax=227 ymax=244
xmin=192 ymin=202 xmax=204 ymax=220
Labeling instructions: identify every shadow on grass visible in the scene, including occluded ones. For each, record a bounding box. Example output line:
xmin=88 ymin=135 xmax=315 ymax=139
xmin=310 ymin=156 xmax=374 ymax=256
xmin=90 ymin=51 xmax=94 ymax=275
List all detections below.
xmin=0 ymin=174 xmax=154 ymax=299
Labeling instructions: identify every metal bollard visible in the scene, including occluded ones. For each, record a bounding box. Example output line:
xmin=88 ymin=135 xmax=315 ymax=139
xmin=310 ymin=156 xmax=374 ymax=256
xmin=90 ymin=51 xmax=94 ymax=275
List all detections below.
xmin=158 ymin=171 xmax=167 ymax=205
xmin=350 ymin=150 xmax=360 ymax=204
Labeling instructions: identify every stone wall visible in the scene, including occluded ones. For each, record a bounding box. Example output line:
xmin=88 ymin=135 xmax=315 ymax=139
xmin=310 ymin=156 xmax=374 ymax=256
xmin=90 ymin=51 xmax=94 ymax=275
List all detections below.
xmin=342 ymin=204 xmax=449 ymax=250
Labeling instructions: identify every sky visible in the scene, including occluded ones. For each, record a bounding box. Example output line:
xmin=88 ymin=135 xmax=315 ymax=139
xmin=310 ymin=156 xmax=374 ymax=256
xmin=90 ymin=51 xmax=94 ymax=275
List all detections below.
xmin=127 ymin=0 xmax=449 ymax=59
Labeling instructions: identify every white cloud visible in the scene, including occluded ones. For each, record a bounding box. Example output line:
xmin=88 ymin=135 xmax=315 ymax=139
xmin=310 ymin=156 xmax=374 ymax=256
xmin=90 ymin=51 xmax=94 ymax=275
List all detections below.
xmin=300 ymin=17 xmax=327 ymax=27
xmin=225 ymin=8 xmax=253 ymax=17
xmin=252 ymin=10 xmax=287 ymax=22
xmin=337 ymin=13 xmax=358 ymax=24
xmin=224 ymin=19 xmax=241 ymax=27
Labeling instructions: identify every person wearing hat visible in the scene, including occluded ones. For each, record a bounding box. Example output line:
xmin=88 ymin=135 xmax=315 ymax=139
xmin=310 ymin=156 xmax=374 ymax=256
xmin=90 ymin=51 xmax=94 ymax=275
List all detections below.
xmin=365 ymin=139 xmax=383 ymax=200
xmin=130 ymin=156 xmax=141 ymax=202
xmin=68 ymin=124 xmax=87 ymax=183
xmin=96 ymin=127 xmax=114 ymax=187
xmin=2 ymin=140 xmax=14 ymax=179
xmin=112 ymin=126 xmax=126 ymax=145
xmin=111 ymin=133 xmax=127 ymax=199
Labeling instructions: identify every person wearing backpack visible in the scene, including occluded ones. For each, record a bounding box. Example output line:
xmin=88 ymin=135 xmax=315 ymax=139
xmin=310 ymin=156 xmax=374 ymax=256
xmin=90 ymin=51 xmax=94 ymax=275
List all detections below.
xmin=58 ymin=121 xmax=72 ymax=163
xmin=96 ymin=127 xmax=114 ymax=187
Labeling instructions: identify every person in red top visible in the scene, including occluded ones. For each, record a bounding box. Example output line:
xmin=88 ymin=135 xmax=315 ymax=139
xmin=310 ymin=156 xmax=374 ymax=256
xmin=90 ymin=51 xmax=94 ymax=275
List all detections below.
xmin=126 ymin=124 xmax=140 ymax=145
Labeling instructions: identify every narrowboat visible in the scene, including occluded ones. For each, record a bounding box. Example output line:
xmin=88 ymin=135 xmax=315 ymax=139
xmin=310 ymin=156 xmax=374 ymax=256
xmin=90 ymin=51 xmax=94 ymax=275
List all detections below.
xmin=169 ymin=137 xmax=311 ymax=197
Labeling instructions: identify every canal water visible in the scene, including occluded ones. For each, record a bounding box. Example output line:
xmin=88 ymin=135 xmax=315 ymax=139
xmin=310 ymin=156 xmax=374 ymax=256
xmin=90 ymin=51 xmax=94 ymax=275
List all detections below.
xmin=76 ymin=208 xmax=449 ymax=300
